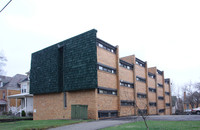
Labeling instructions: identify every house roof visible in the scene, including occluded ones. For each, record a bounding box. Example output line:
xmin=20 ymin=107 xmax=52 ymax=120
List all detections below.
xmin=0 ymin=74 xmax=27 ymax=90
xmin=0 ymin=75 xmax=12 ymax=85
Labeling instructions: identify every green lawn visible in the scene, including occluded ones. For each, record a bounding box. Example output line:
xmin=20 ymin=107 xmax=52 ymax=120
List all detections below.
xmin=0 ymin=119 xmax=88 ymax=130
xmin=102 ymin=121 xmax=200 ymax=130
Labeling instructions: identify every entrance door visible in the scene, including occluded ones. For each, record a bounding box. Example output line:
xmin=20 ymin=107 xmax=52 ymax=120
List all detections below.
xmin=71 ymin=105 xmax=88 ymax=119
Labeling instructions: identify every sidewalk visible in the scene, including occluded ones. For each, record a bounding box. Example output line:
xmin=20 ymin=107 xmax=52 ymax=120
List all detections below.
xmin=49 ymin=120 xmax=132 ymax=130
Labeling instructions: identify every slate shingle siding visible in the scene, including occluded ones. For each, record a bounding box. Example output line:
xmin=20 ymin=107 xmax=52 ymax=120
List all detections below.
xmin=30 ymin=29 xmax=98 ymax=94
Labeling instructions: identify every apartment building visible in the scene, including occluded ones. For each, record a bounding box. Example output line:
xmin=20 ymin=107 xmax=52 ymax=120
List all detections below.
xmin=30 ymin=29 xmax=172 ymax=120
xmin=0 ymin=74 xmax=27 ymax=114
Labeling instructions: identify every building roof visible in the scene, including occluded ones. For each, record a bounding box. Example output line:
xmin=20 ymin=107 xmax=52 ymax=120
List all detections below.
xmin=0 ymin=74 xmax=27 ymax=90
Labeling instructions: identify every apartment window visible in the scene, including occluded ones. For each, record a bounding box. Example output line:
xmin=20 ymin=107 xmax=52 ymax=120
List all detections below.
xmin=98 ymin=87 xmax=117 ymax=95
xmin=0 ymin=81 xmax=3 ymax=87
xmin=157 ymin=83 xmax=163 ymax=88
xmin=165 ymin=92 xmax=170 ymax=96
xmin=120 ymin=80 xmax=134 ymax=88
xmin=121 ymin=100 xmax=135 ymax=106
xmin=149 ymin=102 xmax=157 ymax=106
xmin=119 ymin=60 xmax=133 ymax=70
xmin=138 ymin=109 xmax=147 ymax=115
xmin=64 ymin=92 xmax=67 ymax=107
xmin=149 ymin=87 xmax=156 ymax=93
xmin=165 ymin=79 xmax=170 ymax=84
xmin=135 ymin=58 xmax=146 ymax=67
xmin=159 ymin=109 xmax=165 ymax=113
xmin=136 ymin=76 xmax=146 ymax=83
xmin=157 ymin=69 xmax=163 ymax=75
xmin=98 ymin=110 xmax=118 ymax=118
xmin=96 ymin=38 xmax=116 ymax=53
xmin=187 ymin=104 xmax=189 ymax=109
xmin=166 ymin=103 xmax=170 ymax=107
xmin=97 ymin=63 xmax=116 ymax=74
xmin=3 ymin=92 xmax=5 ymax=99
xmin=158 ymin=96 xmax=164 ymax=100
xmin=148 ymin=72 xmax=155 ymax=79
xmin=137 ymin=93 xmax=147 ymax=98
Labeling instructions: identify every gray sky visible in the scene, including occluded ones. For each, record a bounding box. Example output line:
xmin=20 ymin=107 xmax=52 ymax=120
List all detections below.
xmin=1 ymin=0 xmax=200 ymax=90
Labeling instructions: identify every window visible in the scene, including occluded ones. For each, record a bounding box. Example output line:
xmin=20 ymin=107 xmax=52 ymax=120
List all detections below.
xmin=3 ymin=92 xmax=5 ymax=99
xmin=157 ymin=83 xmax=163 ymax=88
xmin=119 ymin=60 xmax=133 ymax=70
xmin=159 ymin=109 xmax=165 ymax=113
xmin=120 ymin=80 xmax=134 ymax=88
xmin=158 ymin=96 xmax=164 ymax=100
xmin=121 ymin=100 xmax=135 ymax=106
xmin=149 ymin=102 xmax=157 ymax=106
xmin=96 ymin=38 xmax=116 ymax=53
xmin=148 ymin=72 xmax=155 ymax=79
xmin=21 ymin=84 xmax=27 ymax=93
xmin=135 ymin=58 xmax=146 ymax=67
xmin=137 ymin=93 xmax=147 ymax=98
xmin=165 ymin=92 xmax=170 ymax=96
xmin=0 ymin=81 xmax=3 ymax=87
xmin=98 ymin=110 xmax=118 ymax=118
xmin=149 ymin=87 xmax=156 ymax=93
xmin=157 ymin=70 xmax=163 ymax=75
xmin=138 ymin=109 xmax=147 ymax=115
xmin=166 ymin=103 xmax=170 ymax=107
xmin=98 ymin=87 xmax=117 ymax=95
xmin=165 ymin=79 xmax=170 ymax=84
xmin=64 ymin=92 xmax=67 ymax=107
xmin=136 ymin=76 xmax=146 ymax=83
xmin=97 ymin=63 xmax=116 ymax=74
xmin=187 ymin=104 xmax=189 ymax=109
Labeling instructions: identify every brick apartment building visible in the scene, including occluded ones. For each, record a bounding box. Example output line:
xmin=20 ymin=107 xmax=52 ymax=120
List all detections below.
xmin=30 ymin=29 xmax=172 ymax=120
xmin=0 ymin=74 xmax=27 ymax=114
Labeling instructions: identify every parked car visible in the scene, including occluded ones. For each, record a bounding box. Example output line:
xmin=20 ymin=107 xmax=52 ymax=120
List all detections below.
xmin=191 ymin=107 xmax=200 ymax=115
xmin=184 ymin=109 xmax=191 ymax=115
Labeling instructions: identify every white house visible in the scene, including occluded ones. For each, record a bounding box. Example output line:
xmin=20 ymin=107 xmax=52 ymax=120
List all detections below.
xmin=8 ymin=73 xmax=33 ymax=116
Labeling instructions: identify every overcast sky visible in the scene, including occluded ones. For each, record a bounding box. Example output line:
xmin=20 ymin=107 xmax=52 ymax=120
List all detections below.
xmin=0 ymin=0 xmax=200 ymax=91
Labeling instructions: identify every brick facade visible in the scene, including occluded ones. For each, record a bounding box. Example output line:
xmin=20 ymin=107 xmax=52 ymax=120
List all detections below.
xmin=31 ymin=29 xmax=172 ymax=120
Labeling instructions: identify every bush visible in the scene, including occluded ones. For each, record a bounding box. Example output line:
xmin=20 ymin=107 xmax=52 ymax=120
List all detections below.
xmin=21 ymin=110 xmax=26 ymax=117
xmin=28 ymin=112 xmax=33 ymax=117
xmin=2 ymin=111 xmax=8 ymax=115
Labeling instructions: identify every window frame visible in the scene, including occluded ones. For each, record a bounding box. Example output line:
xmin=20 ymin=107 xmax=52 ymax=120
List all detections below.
xmin=136 ymin=76 xmax=146 ymax=83
xmin=120 ymin=80 xmax=134 ymax=88
xmin=137 ymin=93 xmax=147 ymax=98
xmin=149 ymin=87 xmax=156 ymax=93
xmin=121 ymin=100 xmax=135 ymax=106
xmin=158 ymin=96 xmax=164 ymax=100
xmin=135 ymin=58 xmax=146 ymax=67
xmin=96 ymin=38 xmax=116 ymax=54
xmin=98 ymin=86 xmax=117 ymax=96
xmin=97 ymin=63 xmax=116 ymax=74
xmin=119 ymin=60 xmax=133 ymax=70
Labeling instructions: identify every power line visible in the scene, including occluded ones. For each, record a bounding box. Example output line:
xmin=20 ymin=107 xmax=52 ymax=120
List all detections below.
xmin=0 ymin=0 xmax=12 ymax=14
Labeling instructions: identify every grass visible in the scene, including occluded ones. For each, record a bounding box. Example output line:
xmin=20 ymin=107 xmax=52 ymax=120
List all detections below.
xmin=0 ymin=119 xmax=89 ymax=130
xmin=102 ymin=121 xmax=200 ymax=130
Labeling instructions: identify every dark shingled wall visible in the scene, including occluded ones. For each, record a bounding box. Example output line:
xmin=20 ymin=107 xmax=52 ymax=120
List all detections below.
xmin=30 ymin=29 xmax=98 ymax=94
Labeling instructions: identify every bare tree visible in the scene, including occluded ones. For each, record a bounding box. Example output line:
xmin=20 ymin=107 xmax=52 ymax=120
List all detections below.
xmin=135 ymin=103 xmax=149 ymax=130
xmin=0 ymin=51 xmax=7 ymax=75
xmin=183 ymin=82 xmax=200 ymax=108
xmin=124 ymin=90 xmax=149 ymax=129
xmin=195 ymin=82 xmax=200 ymax=92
